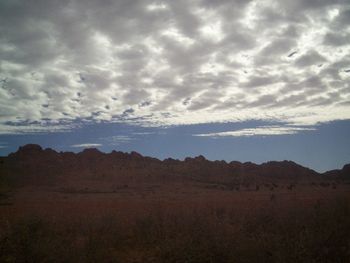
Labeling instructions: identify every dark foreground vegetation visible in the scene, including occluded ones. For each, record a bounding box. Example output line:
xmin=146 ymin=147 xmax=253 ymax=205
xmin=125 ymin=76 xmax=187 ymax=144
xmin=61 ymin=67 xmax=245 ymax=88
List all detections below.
xmin=1 ymin=145 xmax=349 ymax=262
xmin=1 ymin=198 xmax=349 ymax=263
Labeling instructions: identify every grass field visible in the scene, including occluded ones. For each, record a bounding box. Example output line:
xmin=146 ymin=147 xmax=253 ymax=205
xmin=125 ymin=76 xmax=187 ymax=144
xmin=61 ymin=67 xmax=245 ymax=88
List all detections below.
xmin=1 ymin=182 xmax=349 ymax=263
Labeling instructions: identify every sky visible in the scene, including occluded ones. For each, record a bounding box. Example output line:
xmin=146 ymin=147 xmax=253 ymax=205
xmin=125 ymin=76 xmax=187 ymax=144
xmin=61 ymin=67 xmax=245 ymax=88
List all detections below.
xmin=0 ymin=0 xmax=349 ymax=172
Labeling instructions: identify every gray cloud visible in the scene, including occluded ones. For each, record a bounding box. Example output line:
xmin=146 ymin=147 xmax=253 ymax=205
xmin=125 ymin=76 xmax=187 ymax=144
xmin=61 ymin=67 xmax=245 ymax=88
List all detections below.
xmin=276 ymin=0 xmax=348 ymax=13
xmin=0 ymin=0 xmax=349 ymax=131
xmin=241 ymin=76 xmax=279 ymax=88
xmin=248 ymin=94 xmax=277 ymax=108
xmin=260 ymin=38 xmax=297 ymax=56
xmin=323 ymin=32 xmax=350 ymax=46
xmin=294 ymin=50 xmax=327 ymax=68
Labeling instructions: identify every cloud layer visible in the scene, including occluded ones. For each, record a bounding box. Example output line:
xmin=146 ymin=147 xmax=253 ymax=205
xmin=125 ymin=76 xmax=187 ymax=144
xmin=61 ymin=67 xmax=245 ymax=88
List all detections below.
xmin=1 ymin=0 xmax=350 ymax=133
xmin=194 ymin=125 xmax=316 ymax=137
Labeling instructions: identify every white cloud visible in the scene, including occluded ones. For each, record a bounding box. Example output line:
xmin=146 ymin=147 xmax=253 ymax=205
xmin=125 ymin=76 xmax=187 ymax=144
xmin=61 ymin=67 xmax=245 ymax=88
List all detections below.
xmin=194 ymin=125 xmax=316 ymax=137
xmin=71 ymin=143 xmax=102 ymax=148
xmin=0 ymin=123 xmax=77 ymax=135
xmin=101 ymin=135 xmax=133 ymax=145
xmin=0 ymin=0 xmax=349 ymax=133
xmin=146 ymin=3 xmax=168 ymax=12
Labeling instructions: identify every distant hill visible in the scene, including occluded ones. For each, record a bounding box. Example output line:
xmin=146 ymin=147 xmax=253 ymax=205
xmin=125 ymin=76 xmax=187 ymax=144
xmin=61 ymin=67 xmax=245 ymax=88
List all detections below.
xmin=1 ymin=144 xmax=349 ymax=187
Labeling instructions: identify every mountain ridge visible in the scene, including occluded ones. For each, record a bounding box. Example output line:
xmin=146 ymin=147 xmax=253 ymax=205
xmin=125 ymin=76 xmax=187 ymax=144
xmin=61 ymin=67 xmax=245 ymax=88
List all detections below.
xmin=1 ymin=144 xmax=349 ymax=187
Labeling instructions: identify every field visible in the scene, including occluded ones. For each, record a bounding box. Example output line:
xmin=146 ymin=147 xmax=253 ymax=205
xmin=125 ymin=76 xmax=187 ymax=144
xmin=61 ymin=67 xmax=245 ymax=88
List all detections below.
xmin=1 ymin=181 xmax=350 ymax=263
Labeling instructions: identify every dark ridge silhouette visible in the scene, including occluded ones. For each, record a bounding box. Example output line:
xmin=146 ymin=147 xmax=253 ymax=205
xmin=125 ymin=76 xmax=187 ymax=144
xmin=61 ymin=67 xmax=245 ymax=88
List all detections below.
xmin=1 ymin=144 xmax=349 ymax=187
xmin=323 ymin=164 xmax=350 ymax=179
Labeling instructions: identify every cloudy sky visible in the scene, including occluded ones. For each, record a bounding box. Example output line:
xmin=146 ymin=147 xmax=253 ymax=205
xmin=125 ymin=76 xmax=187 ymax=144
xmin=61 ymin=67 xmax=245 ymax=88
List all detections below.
xmin=0 ymin=0 xmax=349 ymax=171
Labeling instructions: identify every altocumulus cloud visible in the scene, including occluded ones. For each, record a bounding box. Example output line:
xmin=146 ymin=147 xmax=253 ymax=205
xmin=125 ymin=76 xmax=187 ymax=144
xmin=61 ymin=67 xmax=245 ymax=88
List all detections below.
xmin=0 ymin=0 xmax=350 ymax=133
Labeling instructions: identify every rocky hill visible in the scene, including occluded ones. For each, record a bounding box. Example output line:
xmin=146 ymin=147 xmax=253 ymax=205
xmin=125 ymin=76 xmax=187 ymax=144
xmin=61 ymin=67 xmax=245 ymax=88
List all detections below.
xmin=1 ymin=144 xmax=349 ymax=187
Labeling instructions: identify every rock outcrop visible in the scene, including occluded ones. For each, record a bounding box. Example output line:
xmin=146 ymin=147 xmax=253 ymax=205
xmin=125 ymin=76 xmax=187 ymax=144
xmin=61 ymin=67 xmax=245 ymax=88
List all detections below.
xmin=1 ymin=144 xmax=349 ymax=187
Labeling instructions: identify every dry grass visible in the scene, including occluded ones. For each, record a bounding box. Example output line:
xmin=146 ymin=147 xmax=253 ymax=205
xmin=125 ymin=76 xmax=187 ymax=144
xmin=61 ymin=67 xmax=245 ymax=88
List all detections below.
xmin=1 ymin=196 xmax=349 ymax=263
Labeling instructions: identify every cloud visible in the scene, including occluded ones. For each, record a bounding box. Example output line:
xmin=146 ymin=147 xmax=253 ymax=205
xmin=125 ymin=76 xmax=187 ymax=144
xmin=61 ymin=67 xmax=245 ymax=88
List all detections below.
xmin=132 ymin=132 xmax=155 ymax=135
xmin=260 ymin=38 xmax=297 ymax=56
xmin=101 ymin=135 xmax=133 ymax=146
xmin=294 ymin=50 xmax=327 ymax=68
xmin=0 ymin=0 xmax=349 ymax=133
xmin=71 ymin=143 xmax=102 ymax=148
xmin=0 ymin=122 xmax=77 ymax=135
xmin=194 ymin=125 xmax=317 ymax=137
xmin=323 ymin=32 xmax=350 ymax=46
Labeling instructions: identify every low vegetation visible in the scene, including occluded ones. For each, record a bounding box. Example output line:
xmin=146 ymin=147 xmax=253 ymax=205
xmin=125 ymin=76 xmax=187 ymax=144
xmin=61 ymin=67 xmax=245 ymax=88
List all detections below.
xmin=1 ymin=198 xmax=349 ymax=263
